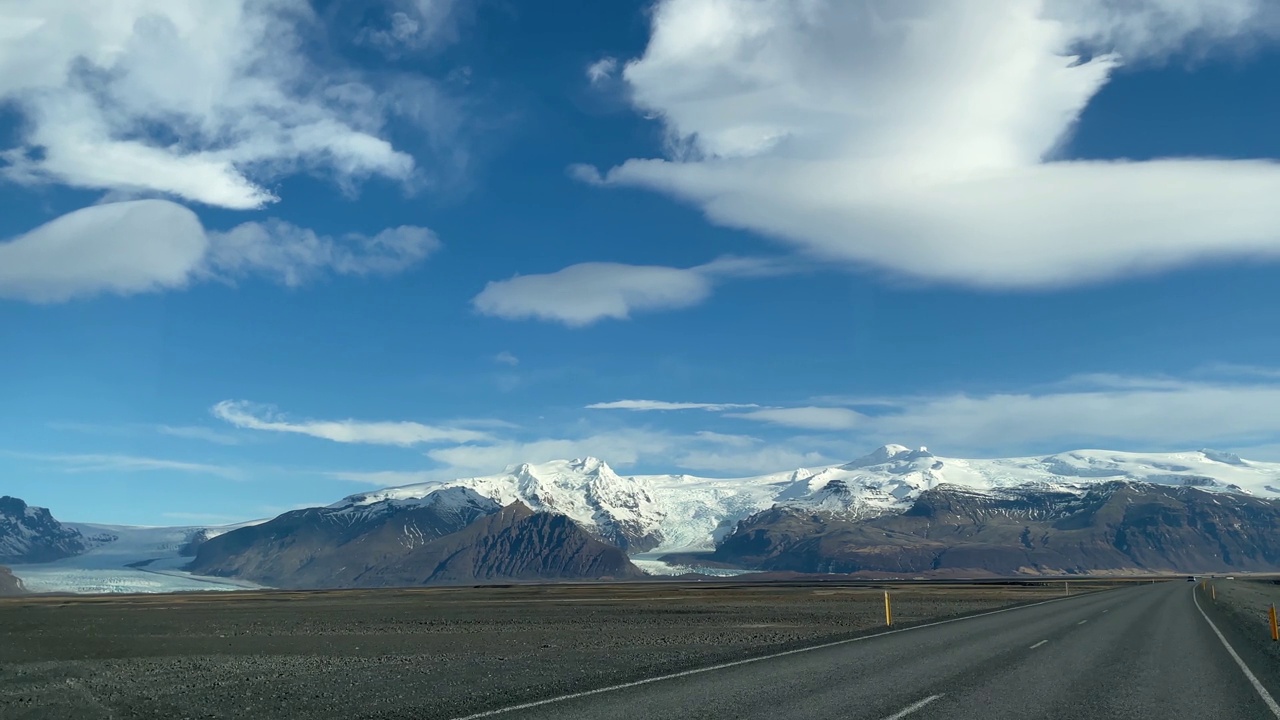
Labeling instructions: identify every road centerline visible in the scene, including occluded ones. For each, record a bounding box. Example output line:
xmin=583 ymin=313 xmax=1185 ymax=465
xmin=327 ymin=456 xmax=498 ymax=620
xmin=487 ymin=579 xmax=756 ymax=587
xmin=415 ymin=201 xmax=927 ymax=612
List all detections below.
xmin=1029 ymin=640 xmax=1048 ymax=649
xmin=881 ymin=694 xmax=944 ymax=720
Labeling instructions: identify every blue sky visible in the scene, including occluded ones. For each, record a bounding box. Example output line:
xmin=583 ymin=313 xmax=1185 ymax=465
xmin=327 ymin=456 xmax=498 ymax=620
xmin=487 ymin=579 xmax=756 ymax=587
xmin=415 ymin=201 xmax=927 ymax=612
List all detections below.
xmin=3 ymin=0 xmax=1280 ymax=525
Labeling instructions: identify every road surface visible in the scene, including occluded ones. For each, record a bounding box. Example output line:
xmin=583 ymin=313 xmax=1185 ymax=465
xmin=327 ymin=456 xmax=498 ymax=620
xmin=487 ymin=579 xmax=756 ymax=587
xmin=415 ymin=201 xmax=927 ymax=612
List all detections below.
xmin=454 ymin=582 xmax=1280 ymax=720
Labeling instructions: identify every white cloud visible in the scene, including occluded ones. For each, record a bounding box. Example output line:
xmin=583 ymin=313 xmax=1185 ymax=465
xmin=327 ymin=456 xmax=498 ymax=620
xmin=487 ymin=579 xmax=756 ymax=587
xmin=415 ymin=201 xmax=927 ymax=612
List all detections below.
xmin=590 ymin=373 xmax=1280 ymax=453
xmin=212 ymin=400 xmax=490 ymax=446
xmin=473 ymin=262 xmax=711 ymax=326
xmin=692 ymin=430 xmax=759 ymax=447
xmin=672 ymin=446 xmax=835 ymax=475
xmin=588 ymin=399 xmax=760 ymax=412
xmin=729 ymin=406 xmax=865 ymax=431
xmin=0 ymin=200 xmax=206 ymax=302
xmin=0 ymin=200 xmax=437 ymax=303
xmin=586 ymin=0 xmax=1280 ymax=288
xmin=588 ymin=399 xmax=862 ymax=430
xmin=586 ymin=56 xmax=619 ymax=84
xmin=473 ymin=256 xmax=788 ymax=326
xmin=422 ymin=427 xmax=826 ymax=479
xmin=493 ymin=351 xmax=520 ymax=367
xmin=854 ymin=378 xmax=1280 ymax=453
xmin=0 ymin=0 xmax=419 ymax=208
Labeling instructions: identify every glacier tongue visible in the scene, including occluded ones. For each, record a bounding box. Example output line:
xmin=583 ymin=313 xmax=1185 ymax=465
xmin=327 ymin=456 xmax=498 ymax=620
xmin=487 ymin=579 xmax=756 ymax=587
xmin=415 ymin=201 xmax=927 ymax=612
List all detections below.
xmin=333 ymin=448 xmax=1280 ymax=556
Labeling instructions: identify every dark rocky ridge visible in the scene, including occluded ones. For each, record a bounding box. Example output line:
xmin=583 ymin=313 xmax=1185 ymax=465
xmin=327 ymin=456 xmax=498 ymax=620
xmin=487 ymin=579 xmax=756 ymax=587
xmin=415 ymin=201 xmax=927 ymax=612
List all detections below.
xmin=189 ymin=488 xmax=642 ymax=587
xmin=712 ymin=483 xmax=1280 ymax=575
xmin=0 ymin=566 xmax=25 ymax=595
xmin=0 ymin=496 xmax=86 ymax=564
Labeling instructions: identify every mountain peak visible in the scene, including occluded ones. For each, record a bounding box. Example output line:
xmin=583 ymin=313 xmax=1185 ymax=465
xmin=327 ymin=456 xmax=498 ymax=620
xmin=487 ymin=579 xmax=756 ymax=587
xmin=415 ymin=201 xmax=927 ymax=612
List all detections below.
xmin=569 ymin=456 xmax=612 ymax=474
xmin=1201 ymin=448 xmax=1247 ymax=466
xmin=844 ymin=444 xmax=913 ymax=468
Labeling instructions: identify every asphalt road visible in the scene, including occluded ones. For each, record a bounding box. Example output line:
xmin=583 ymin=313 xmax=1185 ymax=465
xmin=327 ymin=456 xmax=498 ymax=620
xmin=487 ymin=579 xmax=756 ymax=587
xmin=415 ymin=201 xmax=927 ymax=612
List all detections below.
xmin=457 ymin=582 xmax=1280 ymax=720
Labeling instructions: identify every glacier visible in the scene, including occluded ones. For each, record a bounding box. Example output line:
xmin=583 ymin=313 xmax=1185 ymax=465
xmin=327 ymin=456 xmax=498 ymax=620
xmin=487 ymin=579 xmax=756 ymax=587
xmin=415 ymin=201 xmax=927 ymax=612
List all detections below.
xmin=7 ymin=522 xmax=264 ymax=594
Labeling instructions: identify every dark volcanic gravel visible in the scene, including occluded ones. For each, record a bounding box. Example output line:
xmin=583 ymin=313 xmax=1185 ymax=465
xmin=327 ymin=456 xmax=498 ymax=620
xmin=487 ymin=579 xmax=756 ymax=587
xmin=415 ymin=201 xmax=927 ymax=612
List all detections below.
xmin=0 ymin=582 xmax=1098 ymax=719
xmin=1206 ymin=577 xmax=1280 ymax=664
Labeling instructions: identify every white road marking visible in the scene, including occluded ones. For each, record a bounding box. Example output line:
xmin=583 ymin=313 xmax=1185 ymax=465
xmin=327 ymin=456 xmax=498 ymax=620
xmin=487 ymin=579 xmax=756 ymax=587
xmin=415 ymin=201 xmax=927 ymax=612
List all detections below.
xmin=1102 ymin=610 xmax=1109 ymax=613
xmin=1192 ymin=588 xmax=1280 ymax=718
xmin=881 ymin=694 xmax=944 ymax=720
xmin=447 ymin=591 xmax=1109 ymax=720
xmin=1077 ymin=620 xmax=1088 ymax=625
xmin=1030 ymin=640 xmax=1048 ymax=649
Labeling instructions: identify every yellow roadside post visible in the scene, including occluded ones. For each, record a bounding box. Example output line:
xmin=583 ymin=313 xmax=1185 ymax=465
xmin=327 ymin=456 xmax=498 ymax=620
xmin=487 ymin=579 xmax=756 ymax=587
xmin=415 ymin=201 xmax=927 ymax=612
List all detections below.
xmin=1270 ymin=605 xmax=1278 ymax=642
xmin=1211 ymin=584 xmax=1216 ymax=601
xmin=884 ymin=590 xmax=892 ymax=627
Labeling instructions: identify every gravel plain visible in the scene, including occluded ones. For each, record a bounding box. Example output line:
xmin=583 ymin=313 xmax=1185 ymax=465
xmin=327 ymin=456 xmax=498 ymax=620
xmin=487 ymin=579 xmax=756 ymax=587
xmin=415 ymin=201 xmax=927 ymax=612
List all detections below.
xmin=0 ymin=581 xmax=1112 ymax=720
xmin=1204 ymin=577 xmax=1280 ymax=665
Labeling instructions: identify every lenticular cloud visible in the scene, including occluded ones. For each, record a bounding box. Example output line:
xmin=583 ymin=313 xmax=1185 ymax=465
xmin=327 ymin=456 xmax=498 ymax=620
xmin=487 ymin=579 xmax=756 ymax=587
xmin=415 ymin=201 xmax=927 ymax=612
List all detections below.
xmin=592 ymin=0 xmax=1280 ymax=288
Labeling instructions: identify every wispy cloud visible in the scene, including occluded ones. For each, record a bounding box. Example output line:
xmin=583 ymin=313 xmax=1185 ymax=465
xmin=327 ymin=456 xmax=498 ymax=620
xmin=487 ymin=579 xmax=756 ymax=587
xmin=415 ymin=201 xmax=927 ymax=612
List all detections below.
xmin=214 ymin=369 xmax=1280 ymax=489
xmin=357 ymin=0 xmax=471 ymax=55
xmin=586 ymin=370 xmax=1280 ymax=457
xmin=587 ymin=399 xmax=760 ymax=412
xmin=588 ymin=399 xmax=863 ymax=430
xmin=157 ymin=425 xmax=243 ymax=446
xmin=212 ymin=400 xmax=491 ymax=446
xmin=205 ymin=222 xmax=440 ymax=288
xmin=326 ymin=470 xmax=439 ymax=486
xmin=586 ymin=56 xmax=618 ymax=84
xmin=6 ymin=451 xmax=243 ymax=479
xmin=756 ymin=374 xmax=1280 ymax=455
xmin=420 ymin=428 xmax=835 ymax=479
xmin=160 ymin=511 xmax=252 ymax=525
xmin=728 ymin=407 xmax=865 ymax=431
xmin=493 ymin=351 xmax=520 ymax=367
xmin=48 ymin=420 xmax=243 ymax=446
xmin=847 ymin=379 xmax=1280 ymax=454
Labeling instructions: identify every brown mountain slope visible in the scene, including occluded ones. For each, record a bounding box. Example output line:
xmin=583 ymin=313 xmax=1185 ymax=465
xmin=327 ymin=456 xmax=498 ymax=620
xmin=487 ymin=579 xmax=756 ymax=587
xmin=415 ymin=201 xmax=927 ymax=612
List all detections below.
xmin=189 ymin=489 xmax=643 ymax=588
xmin=353 ymin=503 xmax=644 ymax=586
xmin=712 ymin=483 xmax=1280 ymax=575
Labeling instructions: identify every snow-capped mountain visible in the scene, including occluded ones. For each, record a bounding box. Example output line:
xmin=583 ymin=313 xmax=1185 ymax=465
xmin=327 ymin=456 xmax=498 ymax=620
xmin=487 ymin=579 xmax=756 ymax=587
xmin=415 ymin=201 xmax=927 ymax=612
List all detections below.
xmin=339 ymin=458 xmax=673 ymax=550
xmin=335 ymin=446 xmax=1280 ymax=554
xmin=189 ymin=487 xmax=643 ymax=588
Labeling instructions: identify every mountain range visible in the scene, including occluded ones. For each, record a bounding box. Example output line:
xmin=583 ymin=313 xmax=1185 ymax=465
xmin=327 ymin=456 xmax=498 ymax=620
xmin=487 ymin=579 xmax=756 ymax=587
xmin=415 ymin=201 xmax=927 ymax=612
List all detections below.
xmin=5 ymin=445 xmax=1280 ymax=591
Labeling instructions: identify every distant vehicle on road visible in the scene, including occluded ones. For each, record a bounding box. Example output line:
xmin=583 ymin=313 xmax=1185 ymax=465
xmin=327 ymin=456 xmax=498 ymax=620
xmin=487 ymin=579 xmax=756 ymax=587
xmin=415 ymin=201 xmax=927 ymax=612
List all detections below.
xmin=1187 ymin=576 xmax=1196 ymax=582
